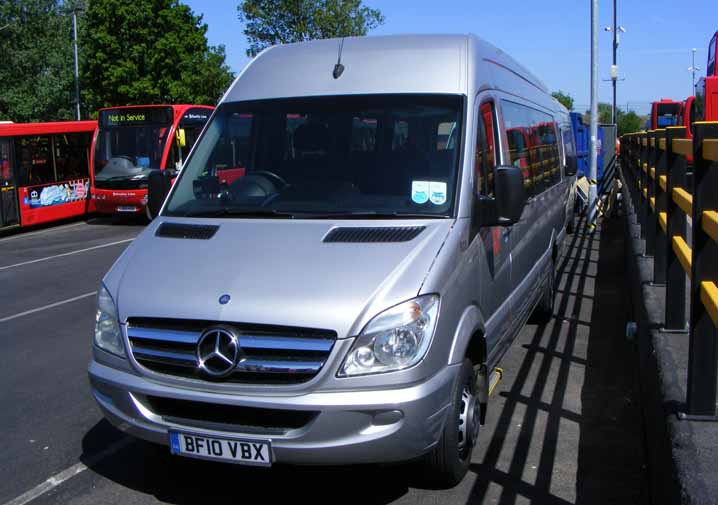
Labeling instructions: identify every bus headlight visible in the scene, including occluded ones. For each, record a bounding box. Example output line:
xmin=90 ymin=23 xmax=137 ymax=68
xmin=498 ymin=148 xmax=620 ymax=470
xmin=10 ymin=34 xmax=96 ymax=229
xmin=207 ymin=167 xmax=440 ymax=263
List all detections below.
xmin=339 ymin=295 xmax=439 ymax=377
xmin=94 ymin=284 xmax=124 ymax=357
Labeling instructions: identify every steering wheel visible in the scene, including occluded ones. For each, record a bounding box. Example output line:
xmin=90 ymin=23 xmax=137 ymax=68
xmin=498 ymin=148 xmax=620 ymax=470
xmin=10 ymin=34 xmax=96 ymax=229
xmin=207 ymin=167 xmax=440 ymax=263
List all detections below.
xmin=228 ymin=170 xmax=289 ymax=200
xmin=251 ymin=170 xmax=288 ymax=189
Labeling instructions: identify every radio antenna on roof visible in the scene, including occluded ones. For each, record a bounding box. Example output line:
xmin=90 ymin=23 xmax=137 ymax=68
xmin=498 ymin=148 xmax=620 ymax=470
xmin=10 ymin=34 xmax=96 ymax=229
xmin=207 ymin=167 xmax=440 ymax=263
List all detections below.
xmin=333 ymin=38 xmax=345 ymax=79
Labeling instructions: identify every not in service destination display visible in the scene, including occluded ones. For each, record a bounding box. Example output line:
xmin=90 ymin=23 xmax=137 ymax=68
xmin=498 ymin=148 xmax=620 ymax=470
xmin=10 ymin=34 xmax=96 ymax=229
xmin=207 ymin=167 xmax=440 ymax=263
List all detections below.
xmin=100 ymin=107 xmax=174 ymax=127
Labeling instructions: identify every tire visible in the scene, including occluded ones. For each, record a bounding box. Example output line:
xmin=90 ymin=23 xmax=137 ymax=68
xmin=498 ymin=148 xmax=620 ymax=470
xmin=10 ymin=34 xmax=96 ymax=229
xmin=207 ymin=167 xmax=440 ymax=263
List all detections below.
xmin=423 ymin=358 xmax=479 ymax=488
xmin=533 ymin=258 xmax=556 ymax=323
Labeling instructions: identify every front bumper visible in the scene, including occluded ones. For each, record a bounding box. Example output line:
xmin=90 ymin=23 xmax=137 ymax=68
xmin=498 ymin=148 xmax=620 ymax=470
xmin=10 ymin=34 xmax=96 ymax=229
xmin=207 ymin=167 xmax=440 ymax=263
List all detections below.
xmin=88 ymin=360 xmax=460 ymax=465
xmin=92 ymin=189 xmax=147 ymax=214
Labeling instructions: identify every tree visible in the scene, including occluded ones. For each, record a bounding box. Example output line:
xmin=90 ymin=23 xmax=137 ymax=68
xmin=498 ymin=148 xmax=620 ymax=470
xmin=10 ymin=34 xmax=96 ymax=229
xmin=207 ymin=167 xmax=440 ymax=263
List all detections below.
xmin=237 ymin=0 xmax=385 ymax=57
xmin=551 ymin=90 xmax=574 ymax=111
xmin=0 ymin=1 xmax=76 ymax=122
xmin=81 ymin=0 xmax=233 ymax=113
xmin=618 ymin=111 xmax=642 ymax=136
xmin=584 ymin=102 xmax=616 ymax=125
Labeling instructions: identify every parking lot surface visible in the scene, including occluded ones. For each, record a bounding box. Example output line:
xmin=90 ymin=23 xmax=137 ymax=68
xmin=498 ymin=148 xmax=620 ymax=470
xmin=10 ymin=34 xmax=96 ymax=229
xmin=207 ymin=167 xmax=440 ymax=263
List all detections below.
xmin=0 ymin=216 xmax=647 ymax=505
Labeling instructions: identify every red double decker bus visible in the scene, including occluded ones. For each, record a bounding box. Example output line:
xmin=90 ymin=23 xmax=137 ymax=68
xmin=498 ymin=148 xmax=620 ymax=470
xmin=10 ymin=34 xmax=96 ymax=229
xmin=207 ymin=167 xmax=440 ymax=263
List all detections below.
xmin=91 ymin=104 xmax=213 ymax=215
xmin=0 ymin=120 xmax=97 ymax=230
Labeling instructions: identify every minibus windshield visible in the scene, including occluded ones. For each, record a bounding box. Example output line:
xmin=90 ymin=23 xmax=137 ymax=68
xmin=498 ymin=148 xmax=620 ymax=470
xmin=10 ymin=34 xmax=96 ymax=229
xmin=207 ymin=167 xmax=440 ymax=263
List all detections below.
xmin=94 ymin=107 xmax=173 ymax=182
xmin=163 ymin=95 xmax=463 ymax=219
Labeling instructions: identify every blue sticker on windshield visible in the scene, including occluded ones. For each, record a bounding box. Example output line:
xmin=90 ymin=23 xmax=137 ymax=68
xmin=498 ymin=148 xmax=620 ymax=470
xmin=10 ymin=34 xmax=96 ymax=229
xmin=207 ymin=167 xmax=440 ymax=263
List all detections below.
xmin=412 ymin=181 xmax=429 ymax=204
xmin=136 ymin=156 xmax=150 ymax=168
xmin=429 ymin=181 xmax=447 ymax=205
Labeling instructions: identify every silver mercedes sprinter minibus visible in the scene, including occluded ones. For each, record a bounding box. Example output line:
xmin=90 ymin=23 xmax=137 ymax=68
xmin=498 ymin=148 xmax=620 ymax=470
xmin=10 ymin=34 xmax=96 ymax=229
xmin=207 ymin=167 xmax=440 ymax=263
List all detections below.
xmin=89 ymin=34 xmax=576 ymax=486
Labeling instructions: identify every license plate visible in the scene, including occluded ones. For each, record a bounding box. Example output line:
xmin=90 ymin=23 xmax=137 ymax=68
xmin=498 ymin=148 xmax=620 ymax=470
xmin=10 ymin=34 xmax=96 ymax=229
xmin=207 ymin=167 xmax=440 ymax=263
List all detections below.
xmin=116 ymin=206 xmax=138 ymax=213
xmin=169 ymin=431 xmax=272 ymax=466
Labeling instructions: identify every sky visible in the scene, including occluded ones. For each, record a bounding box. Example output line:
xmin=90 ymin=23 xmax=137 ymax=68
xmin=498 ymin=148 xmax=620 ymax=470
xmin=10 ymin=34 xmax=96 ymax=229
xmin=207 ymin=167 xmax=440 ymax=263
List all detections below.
xmin=184 ymin=0 xmax=716 ymax=115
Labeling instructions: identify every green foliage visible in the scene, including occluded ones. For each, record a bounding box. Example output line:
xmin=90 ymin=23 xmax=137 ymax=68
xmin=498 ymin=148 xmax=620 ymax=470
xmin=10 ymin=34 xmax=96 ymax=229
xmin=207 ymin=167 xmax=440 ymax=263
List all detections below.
xmin=583 ymin=103 xmax=645 ymax=136
xmin=551 ymin=90 xmax=574 ymax=111
xmin=81 ymin=0 xmax=234 ymax=113
xmin=237 ymin=0 xmax=385 ymax=57
xmin=0 ymin=0 xmax=75 ymax=122
xmin=618 ymin=111 xmax=643 ymax=136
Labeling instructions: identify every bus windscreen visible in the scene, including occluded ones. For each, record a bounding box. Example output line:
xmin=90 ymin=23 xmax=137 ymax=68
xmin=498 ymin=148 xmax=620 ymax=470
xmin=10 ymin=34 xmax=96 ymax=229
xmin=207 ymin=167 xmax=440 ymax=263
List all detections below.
xmin=656 ymin=103 xmax=680 ymax=127
xmin=94 ymin=107 xmax=173 ymax=185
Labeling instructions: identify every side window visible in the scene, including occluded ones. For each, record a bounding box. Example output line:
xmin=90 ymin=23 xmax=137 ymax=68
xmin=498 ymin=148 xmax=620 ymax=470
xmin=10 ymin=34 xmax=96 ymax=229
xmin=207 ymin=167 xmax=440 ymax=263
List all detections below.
xmin=0 ymin=139 xmax=13 ymax=185
xmin=708 ymin=35 xmax=716 ymax=77
xmin=15 ymin=135 xmax=54 ymax=186
xmin=479 ymin=102 xmax=496 ymax=197
xmin=561 ymin=127 xmax=576 ymax=176
xmin=502 ymin=101 xmax=533 ymax=196
xmin=54 ymin=132 xmax=91 ymax=181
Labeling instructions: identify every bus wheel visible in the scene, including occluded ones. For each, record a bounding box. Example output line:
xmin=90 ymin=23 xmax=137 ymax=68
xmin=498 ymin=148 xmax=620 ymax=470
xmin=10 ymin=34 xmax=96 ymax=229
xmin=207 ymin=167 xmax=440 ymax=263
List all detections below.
xmin=423 ymin=358 xmax=478 ymax=487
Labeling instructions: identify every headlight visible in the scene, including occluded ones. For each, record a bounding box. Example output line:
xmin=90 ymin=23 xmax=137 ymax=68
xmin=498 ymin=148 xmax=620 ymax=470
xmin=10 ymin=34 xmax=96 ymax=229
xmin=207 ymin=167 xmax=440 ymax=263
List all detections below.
xmin=339 ymin=295 xmax=439 ymax=377
xmin=94 ymin=284 xmax=124 ymax=356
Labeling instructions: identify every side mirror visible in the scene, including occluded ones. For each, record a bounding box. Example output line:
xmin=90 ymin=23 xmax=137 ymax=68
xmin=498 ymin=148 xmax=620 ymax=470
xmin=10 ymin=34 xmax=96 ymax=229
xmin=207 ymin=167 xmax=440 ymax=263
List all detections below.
xmin=475 ymin=165 xmax=527 ymax=226
xmin=147 ymin=170 xmax=173 ymax=219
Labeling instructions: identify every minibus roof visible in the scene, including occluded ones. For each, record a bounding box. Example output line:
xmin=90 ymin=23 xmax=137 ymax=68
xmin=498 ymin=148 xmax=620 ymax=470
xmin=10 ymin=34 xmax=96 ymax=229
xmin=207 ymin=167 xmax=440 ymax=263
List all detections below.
xmin=224 ymin=34 xmax=548 ymax=103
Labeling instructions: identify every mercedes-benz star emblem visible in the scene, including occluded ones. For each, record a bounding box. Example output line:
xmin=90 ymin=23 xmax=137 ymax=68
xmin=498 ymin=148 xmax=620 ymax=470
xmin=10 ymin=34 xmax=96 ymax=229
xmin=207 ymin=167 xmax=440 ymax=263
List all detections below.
xmin=196 ymin=327 xmax=240 ymax=378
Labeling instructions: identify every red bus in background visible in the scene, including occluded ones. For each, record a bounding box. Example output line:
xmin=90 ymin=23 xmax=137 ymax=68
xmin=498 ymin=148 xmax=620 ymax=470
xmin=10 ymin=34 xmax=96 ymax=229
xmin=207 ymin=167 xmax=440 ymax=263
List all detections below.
xmin=91 ymin=104 xmax=213 ymax=215
xmin=0 ymin=120 xmax=97 ymax=230
xmin=649 ymin=99 xmax=682 ymax=130
xmin=708 ymin=31 xmax=717 ymax=77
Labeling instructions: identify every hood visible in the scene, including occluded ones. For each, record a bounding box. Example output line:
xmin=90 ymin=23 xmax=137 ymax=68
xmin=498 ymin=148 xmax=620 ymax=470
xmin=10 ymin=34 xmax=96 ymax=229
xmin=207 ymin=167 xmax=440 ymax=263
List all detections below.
xmin=110 ymin=218 xmax=452 ymax=338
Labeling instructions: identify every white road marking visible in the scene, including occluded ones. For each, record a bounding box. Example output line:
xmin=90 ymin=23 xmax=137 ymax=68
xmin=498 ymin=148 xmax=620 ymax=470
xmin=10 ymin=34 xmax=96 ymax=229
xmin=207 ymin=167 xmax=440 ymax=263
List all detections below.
xmin=0 ymin=292 xmax=97 ymax=323
xmin=2 ymin=437 xmax=133 ymax=505
xmin=0 ymin=238 xmax=134 ymax=271
xmin=0 ymin=222 xmax=86 ymax=242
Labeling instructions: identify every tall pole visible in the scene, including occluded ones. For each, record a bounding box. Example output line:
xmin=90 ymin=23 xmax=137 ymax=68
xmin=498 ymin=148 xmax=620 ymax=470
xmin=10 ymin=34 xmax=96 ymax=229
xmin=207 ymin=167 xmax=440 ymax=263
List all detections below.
xmin=691 ymin=47 xmax=696 ymax=96
xmin=611 ymin=0 xmax=617 ymax=124
xmin=588 ymin=0 xmax=599 ymax=231
xmin=72 ymin=9 xmax=81 ymax=121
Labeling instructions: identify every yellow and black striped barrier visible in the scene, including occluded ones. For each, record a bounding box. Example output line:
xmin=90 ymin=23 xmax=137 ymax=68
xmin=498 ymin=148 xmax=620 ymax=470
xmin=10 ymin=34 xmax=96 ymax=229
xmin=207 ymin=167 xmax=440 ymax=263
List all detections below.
xmin=620 ymin=121 xmax=718 ymax=417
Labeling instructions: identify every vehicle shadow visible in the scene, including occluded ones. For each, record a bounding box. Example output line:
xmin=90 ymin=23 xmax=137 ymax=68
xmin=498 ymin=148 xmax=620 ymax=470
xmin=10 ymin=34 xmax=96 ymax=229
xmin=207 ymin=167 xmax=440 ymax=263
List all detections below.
xmin=466 ymin=216 xmax=648 ymax=505
xmin=81 ymin=420 xmax=413 ymax=504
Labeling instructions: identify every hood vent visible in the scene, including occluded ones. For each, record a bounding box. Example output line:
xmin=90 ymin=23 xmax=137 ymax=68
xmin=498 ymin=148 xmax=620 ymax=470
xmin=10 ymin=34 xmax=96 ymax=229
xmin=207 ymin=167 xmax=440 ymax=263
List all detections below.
xmin=323 ymin=226 xmax=425 ymax=243
xmin=155 ymin=222 xmax=219 ymax=240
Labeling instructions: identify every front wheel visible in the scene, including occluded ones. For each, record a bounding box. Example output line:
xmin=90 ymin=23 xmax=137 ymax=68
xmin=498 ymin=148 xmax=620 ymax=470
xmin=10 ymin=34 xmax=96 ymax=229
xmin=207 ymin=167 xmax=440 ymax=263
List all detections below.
xmin=423 ymin=358 xmax=480 ymax=487
xmin=533 ymin=258 xmax=556 ymax=323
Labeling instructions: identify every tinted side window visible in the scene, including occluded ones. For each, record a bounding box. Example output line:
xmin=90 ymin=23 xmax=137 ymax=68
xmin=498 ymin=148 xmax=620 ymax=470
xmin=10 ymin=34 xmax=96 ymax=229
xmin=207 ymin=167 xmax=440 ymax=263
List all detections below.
xmin=15 ymin=136 xmax=53 ymax=186
xmin=54 ymin=132 xmax=91 ymax=181
xmin=708 ymin=34 xmax=716 ymax=77
xmin=0 ymin=139 xmax=12 ymax=185
xmin=502 ymin=101 xmax=561 ymax=196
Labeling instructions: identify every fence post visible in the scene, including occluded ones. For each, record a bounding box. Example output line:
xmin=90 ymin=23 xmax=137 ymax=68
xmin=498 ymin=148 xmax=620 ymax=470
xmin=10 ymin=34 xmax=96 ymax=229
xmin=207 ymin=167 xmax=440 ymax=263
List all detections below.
xmin=639 ymin=132 xmax=648 ymax=233
xmin=686 ymin=122 xmax=718 ymax=416
xmin=664 ymin=127 xmax=688 ymax=330
xmin=645 ymin=130 xmax=658 ymax=256
xmin=653 ymin=129 xmax=668 ymax=283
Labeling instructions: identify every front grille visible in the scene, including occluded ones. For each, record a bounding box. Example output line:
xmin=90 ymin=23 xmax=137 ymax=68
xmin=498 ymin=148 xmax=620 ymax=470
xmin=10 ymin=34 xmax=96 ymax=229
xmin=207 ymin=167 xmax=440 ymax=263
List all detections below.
xmin=94 ymin=178 xmax=148 ymax=190
xmin=145 ymin=395 xmax=318 ymax=434
xmin=127 ymin=318 xmax=336 ymax=385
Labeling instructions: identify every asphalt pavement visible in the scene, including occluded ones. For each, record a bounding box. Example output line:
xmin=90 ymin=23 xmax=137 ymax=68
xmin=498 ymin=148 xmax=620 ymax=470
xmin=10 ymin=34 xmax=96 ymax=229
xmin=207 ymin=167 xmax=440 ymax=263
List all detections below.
xmin=0 ymin=216 xmax=648 ymax=505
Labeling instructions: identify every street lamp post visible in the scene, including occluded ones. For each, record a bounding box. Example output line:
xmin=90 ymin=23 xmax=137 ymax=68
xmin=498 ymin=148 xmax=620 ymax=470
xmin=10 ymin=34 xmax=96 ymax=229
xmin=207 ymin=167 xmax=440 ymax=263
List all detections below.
xmin=604 ymin=0 xmax=625 ymax=125
xmin=72 ymin=9 xmax=81 ymax=121
xmin=688 ymin=48 xmax=701 ymax=96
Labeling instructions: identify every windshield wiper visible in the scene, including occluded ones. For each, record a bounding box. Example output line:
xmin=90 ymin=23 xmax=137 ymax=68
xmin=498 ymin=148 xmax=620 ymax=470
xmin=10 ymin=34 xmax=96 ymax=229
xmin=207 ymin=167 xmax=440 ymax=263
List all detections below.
xmin=287 ymin=211 xmax=446 ymax=219
xmin=97 ymin=174 xmax=147 ymax=181
xmin=182 ymin=207 xmax=302 ymax=219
